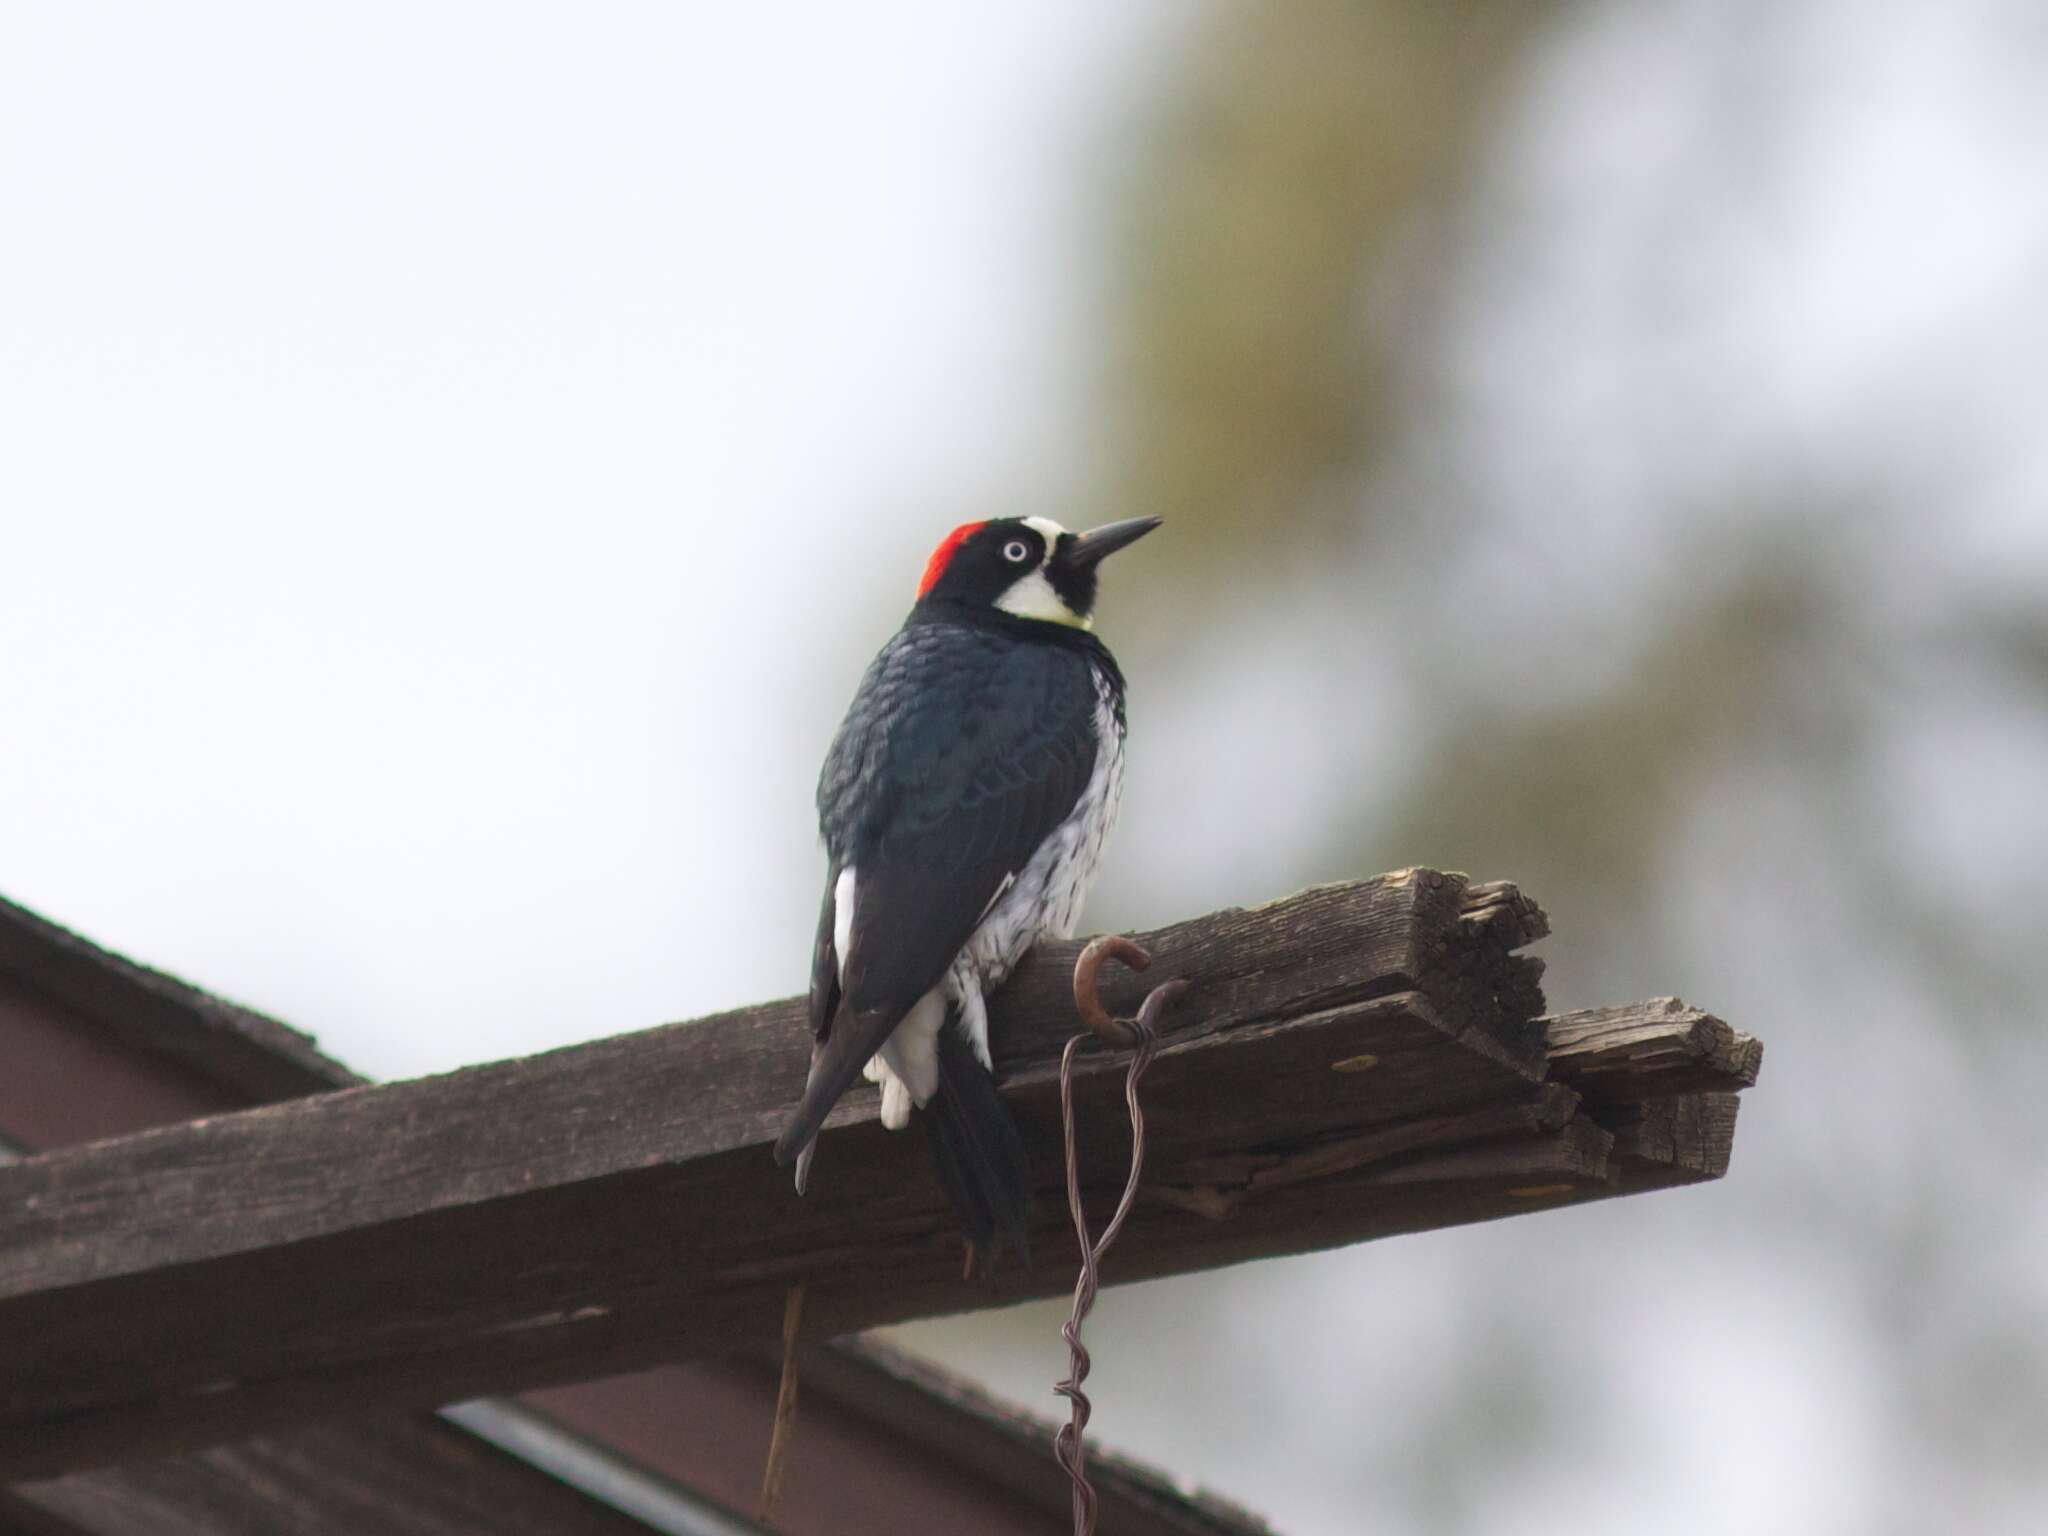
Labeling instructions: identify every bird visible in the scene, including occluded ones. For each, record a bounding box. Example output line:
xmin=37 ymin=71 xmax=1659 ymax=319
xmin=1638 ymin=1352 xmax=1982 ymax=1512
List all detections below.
xmin=773 ymin=514 xmax=1161 ymax=1271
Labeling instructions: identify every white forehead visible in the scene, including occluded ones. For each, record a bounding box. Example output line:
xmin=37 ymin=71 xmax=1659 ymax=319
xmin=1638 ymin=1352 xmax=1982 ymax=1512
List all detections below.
xmin=1021 ymin=516 xmax=1069 ymax=549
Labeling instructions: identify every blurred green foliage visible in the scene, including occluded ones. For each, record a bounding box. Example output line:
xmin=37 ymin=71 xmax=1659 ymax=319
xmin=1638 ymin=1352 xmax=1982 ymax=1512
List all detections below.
xmin=899 ymin=3 xmax=2048 ymax=1532
xmin=1099 ymin=0 xmax=1535 ymax=569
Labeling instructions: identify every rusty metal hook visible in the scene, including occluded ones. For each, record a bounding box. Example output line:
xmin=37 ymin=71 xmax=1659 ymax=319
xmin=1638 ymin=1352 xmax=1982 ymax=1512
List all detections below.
xmin=1071 ymin=935 xmax=1187 ymax=1050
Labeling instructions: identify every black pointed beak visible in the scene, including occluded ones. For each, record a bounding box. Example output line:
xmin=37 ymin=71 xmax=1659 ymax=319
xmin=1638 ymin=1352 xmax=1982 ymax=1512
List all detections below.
xmin=1063 ymin=516 xmax=1163 ymax=569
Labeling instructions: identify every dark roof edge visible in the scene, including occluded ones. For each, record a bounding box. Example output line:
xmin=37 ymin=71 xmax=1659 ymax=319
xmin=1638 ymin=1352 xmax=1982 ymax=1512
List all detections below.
xmin=804 ymin=1337 xmax=1278 ymax=1536
xmin=441 ymin=1401 xmax=765 ymax=1536
xmin=0 ymin=891 xmax=360 ymax=1100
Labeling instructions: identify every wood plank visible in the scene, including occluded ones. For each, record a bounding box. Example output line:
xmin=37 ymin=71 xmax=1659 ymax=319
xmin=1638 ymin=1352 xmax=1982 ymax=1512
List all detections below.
xmin=0 ymin=940 xmax=1090 ymax=1536
xmin=0 ymin=872 xmax=1563 ymax=1475
xmin=1603 ymin=1093 xmax=1742 ymax=1190
xmin=1543 ymin=997 xmax=1761 ymax=1103
xmin=0 ymin=880 xmax=1762 ymax=1485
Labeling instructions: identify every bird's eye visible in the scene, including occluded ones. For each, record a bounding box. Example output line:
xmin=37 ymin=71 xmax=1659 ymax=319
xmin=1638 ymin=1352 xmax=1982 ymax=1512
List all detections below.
xmin=1003 ymin=540 xmax=1030 ymax=563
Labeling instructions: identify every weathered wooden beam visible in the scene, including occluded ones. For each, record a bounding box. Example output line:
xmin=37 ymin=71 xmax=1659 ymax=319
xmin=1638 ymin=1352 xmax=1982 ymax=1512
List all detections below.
xmin=0 ymin=872 xmax=1755 ymax=1479
xmin=1602 ymin=1092 xmax=1743 ymax=1192
xmin=0 ymin=945 xmax=1113 ymax=1536
xmin=1544 ymin=997 xmax=1762 ymax=1103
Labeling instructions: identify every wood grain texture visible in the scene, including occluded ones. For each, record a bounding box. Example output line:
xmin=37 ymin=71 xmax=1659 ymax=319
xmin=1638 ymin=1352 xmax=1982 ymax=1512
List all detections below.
xmin=1604 ymin=1093 xmax=1743 ymax=1189
xmin=0 ymin=874 xmax=1758 ymax=1482
xmin=1544 ymin=997 xmax=1762 ymax=1102
xmin=0 ymin=931 xmax=1103 ymax=1536
xmin=0 ymin=873 xmax=1547 ymax=1474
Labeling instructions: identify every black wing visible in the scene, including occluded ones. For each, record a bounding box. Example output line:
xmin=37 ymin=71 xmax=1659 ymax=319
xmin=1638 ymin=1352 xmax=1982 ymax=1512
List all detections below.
xmin=774 ymin=619 xmax=1103 ymax=1168
xmin=807 ymin=867 xmax=842 ymax=1042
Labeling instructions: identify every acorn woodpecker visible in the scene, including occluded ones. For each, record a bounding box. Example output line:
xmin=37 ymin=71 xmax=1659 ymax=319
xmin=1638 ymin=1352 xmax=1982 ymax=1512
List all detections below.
xmin=773 ymin=514 xmax=1161 ymax=1268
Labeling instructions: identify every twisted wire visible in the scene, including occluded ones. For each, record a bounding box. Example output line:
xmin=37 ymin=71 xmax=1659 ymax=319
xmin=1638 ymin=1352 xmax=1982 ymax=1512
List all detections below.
xmin=1053 ymin=939 xmax=1187 ymax=1536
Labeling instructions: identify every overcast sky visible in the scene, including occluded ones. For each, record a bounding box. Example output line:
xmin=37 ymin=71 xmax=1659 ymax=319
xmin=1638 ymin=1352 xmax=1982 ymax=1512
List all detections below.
xmin=2 ymin=1 xmax=1173 ymax=1076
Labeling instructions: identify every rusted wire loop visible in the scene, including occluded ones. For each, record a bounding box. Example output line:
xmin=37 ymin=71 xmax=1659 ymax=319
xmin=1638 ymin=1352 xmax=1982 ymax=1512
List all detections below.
xmin=1054 ymin=938 xmax=1188 ymax=1536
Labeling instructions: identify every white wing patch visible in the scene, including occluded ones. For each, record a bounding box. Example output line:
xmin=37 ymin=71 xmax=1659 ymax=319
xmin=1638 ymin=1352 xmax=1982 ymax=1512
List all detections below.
xmin=832 ymin=865 xmax=857 ymax=983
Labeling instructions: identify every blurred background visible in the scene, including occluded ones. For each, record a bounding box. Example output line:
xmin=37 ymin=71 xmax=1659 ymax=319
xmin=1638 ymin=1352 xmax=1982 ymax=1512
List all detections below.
xmin=5 ymin=2 xmax=2046 ymax=1530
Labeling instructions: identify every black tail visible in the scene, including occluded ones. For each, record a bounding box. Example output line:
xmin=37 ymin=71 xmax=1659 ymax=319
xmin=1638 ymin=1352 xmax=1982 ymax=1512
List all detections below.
xmin=924 ymin=1027 xmax=1032 ymax=1274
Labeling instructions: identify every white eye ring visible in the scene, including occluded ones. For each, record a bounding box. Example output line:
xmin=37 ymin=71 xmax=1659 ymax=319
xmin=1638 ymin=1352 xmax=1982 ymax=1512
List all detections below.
xmin=1002 ymin=540 xmax=1031 ymax=563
